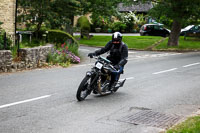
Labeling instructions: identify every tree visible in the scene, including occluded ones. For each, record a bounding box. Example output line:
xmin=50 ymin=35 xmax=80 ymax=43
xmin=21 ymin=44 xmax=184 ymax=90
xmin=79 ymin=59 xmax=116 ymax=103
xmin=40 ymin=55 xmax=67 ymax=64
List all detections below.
xmin=18 ymin=0 xmax=80 ymax=35
xmin=18 ymin=0 xmax=52 ymax=37
xmin=123 ymin=0 xmax=200 ymax=46
xmin=79 ymin=0 xmax=132 ymax=21
xmin=146 ymin=0 xmax=200 ymax=46
xmin=50 ymin=0 xmax=81 ymax=30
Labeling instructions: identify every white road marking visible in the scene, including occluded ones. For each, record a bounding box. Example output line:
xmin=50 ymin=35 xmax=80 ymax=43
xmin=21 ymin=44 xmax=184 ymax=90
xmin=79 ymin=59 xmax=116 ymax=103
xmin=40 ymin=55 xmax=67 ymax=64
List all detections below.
xmin=128 ymin=53 xmax=182 ymax=60
xmin=126 ymin=77 xmax=135 ymax=80
xmin=128 ymin=51 xmax=137 ymax=54
xmin=153 ymin=68 xmax=177 ymax=75
xmin=183 ymin=62 xmax=200 ymax=68
xmin=120 ymin=77 xmax=134 ymax=81
xmin=0 ymin=95 xmax=51 ymax=109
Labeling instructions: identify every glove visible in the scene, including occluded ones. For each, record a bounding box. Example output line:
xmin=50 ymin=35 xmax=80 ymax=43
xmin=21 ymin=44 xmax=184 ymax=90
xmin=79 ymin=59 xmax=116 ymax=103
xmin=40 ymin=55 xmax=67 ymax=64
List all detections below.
xmin=88 ymin=52 xmax=96 ymax=58
xmin=114 ymin=64 xmax=120 ymax=70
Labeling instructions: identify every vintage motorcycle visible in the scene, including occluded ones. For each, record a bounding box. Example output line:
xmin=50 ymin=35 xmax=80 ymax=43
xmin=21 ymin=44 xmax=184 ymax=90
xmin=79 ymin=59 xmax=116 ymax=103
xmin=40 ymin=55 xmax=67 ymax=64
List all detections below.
xmin=76 ymin=56 xmax=126 ymax=101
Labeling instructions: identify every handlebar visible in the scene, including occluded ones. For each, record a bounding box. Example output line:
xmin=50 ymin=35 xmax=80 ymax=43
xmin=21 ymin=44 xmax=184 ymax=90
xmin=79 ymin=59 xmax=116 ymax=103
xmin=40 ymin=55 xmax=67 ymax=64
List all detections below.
xmin=92 ymin=56 xmax=111 ymax=64
xmin=91 ymin=56 xmax=118 ymax=72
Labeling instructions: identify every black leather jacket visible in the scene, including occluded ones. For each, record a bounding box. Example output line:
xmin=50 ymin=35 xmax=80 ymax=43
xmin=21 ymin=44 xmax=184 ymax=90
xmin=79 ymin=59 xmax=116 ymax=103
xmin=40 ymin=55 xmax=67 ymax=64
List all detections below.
xmin=94 ymin=41 xmax=128 ymax=66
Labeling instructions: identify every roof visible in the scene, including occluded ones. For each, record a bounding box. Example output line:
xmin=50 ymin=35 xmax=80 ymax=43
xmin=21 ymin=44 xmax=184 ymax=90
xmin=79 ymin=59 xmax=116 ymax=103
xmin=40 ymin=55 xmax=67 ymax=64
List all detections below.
xmin=118 ymin=2 xmax=153 ymax=13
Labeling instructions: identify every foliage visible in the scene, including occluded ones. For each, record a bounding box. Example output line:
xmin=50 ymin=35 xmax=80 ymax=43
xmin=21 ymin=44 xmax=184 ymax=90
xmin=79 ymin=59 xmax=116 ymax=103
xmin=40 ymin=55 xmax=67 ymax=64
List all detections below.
xmin=0 ymin=22 xmax=3 ymax=30
xmin=91 ymin=16 xmax=104 ymax=28
xmin=0 ymin=22 xmax=12 ymax=50
xmin=47 ymin=30 xmax=79 ymax=46
xmin=49 ymin=0 xmax=81 ymax=30
xmin=80 ymin=0 xmax=134 ymax=32
xmin=47 ymin=42 xmax=80 ymax=67
xmin=18 ymin=0 xmax=51 ymax=32
xmin=77 ymin=16 xmax=91 ymax=31
xmin=167 ymin=116 xmax=200 ymax=133
xmin=144 ymin=0 xmax=200 ymax=46
xmin=148 ymin=0 xmax=200 ymax=26
xmin=118 ymin=11 xmax=146 ymax=32
xmin=18 ymin=0 xmax=80 ymax=33
xmin=19 ymin=38 xmax=46 ymax=48
xmin=90 ymin=16 xmax=114 ymax=32
xmin=111 ymin=22 xmax=127 ymax=32
xmin=80 ymin=0 xmax=133 ymax=28
xmin=80 ymin=0 xmax=119 ymax=18
xmin=120 ymin=12 xmax=135 ymax=32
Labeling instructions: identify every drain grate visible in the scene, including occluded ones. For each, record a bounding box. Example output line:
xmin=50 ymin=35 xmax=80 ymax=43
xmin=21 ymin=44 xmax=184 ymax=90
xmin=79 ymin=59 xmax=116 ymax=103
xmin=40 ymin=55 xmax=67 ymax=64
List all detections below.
xmin=118 ymin=110 xmax=181 ymax=129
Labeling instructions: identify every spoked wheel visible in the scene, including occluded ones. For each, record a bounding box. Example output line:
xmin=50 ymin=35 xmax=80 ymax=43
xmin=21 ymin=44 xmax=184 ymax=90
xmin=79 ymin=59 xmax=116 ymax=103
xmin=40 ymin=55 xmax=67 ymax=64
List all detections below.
xmin=76 ymin=76 xmax=91 ymax=101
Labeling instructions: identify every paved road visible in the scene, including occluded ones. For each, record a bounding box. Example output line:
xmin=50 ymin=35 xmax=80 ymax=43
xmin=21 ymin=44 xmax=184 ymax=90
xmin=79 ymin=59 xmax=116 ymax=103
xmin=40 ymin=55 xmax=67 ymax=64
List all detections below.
xmin=0 ymin=46 xmax=200 ymax=133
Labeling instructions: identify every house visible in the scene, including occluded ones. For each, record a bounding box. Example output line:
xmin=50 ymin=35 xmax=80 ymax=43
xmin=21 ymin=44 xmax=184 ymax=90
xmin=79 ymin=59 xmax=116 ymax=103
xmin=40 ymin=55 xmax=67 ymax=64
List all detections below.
xmin=118 ymin=2 xmax=153 ymax=14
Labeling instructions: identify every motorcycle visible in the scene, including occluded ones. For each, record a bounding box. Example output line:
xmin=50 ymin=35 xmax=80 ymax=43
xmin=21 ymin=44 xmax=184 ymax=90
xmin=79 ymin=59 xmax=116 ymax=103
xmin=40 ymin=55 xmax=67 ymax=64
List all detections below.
xmin=76 ymin=56 xmax=126 ymax=101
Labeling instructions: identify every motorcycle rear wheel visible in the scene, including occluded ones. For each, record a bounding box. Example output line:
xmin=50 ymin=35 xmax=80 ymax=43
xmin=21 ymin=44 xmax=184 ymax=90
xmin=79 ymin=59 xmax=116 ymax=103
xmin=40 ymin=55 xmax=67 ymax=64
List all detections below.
xmin=76 ymin=76 xmax=91 ymax=101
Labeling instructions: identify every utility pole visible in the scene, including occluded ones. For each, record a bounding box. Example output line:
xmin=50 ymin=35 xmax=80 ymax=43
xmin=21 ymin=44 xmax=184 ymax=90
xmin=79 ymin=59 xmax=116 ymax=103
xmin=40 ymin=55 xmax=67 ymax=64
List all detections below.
xmin=15 ymin=0 xmax=18 ymax=46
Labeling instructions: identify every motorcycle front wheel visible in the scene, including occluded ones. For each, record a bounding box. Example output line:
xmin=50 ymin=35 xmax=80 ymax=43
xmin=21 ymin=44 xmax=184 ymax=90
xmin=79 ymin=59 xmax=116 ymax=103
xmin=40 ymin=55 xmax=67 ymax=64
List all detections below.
xmin=76 ymin=76 xmax=91 ymax=101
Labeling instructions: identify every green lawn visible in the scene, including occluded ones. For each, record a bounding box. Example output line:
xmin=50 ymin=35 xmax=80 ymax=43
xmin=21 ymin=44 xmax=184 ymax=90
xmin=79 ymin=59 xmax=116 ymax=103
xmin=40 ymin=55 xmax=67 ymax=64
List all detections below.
xmin=78 ymin=36 xmax=200 ymax=51
xmin=167 ymin=116 xmax=200 ymax=133
xmin=155 ymin=37 xmax=200 ymax=51
xmin=78 ymin=36 xmax=162 ymax=50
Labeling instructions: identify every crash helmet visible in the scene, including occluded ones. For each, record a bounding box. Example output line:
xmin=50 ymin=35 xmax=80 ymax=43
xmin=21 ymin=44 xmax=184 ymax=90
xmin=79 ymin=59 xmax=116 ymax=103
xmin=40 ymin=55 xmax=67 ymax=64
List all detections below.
xmin=112 ymin=32 xmax=122 ymax=44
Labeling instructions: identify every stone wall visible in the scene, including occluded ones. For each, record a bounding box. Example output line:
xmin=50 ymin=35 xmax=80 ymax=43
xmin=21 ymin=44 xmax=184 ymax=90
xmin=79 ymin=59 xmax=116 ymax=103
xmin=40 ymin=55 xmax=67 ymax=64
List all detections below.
xmin=0 ymin=45 xmax=54 ymax=73
xmin=0 ymin=0 xmax=16 ymax=42
xmin=0 ymin=50 xmax=13 ymax=72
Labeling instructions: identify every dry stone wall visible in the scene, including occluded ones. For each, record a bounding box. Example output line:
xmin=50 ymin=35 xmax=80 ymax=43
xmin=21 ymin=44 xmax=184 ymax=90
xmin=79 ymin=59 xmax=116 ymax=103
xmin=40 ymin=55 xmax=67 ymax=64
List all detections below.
xmin=0 ymin=45 xmax=54 ymax=73
xmin=0 ymin=50 xmax=13 ymax=72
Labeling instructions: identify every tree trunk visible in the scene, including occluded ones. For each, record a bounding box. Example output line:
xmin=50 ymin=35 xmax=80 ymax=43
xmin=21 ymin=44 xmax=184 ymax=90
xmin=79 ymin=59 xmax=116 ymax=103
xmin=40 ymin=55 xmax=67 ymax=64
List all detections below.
xmin=35 ymin=20 xmax=43 ymax=39
xmin=168 ymin=20 xmax=182 ymax=46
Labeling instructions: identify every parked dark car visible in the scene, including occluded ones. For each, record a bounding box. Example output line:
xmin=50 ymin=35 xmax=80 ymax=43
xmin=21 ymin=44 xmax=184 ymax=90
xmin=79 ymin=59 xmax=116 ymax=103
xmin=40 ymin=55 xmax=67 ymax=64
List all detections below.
xmin=180 ymin=25 xmax=200 ymax=36
xmin=140 ymin=24 xmax=170 ymax=37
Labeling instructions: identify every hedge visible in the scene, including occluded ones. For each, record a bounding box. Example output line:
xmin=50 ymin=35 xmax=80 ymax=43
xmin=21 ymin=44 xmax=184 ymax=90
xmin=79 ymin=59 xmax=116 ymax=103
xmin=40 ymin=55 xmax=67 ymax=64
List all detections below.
xmin=47 ymin=30 xmax=79 ymax=45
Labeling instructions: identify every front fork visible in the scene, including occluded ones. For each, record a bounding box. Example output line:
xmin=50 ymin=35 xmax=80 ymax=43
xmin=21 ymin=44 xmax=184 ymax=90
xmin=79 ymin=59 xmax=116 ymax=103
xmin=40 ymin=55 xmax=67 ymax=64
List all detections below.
xmin=86 ymin=71 xmax=99 ymax=94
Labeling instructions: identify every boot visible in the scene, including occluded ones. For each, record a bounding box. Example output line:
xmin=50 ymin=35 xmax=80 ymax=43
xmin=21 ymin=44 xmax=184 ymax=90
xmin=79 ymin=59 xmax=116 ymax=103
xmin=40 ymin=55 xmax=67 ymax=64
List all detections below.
xmin=108 ymin=80 xmax=117 ymax=91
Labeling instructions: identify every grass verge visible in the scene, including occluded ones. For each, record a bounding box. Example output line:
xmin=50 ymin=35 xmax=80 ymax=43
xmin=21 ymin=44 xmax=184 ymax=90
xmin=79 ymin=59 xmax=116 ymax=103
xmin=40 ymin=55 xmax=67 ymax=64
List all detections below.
xmin=78 ymin=36 xmax=163 ymax=50
xmin=155 ymin=37 xmax=200 ymax=51
xmin=78 ymin=36 xmax=200 ymax=51
xmin=166 ymin=116 xmax=200 ymax=133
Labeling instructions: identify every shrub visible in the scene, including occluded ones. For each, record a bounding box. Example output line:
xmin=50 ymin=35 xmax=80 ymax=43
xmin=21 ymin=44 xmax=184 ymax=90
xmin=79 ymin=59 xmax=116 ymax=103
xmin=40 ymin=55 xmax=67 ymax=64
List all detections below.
xmin=111 ymin=22 xmax=127 ymax=32
xmin=0 ymin=22 xmax=12 ymax=50
xmin=47 ymin=42 xmax=80 ymax=67
xmin=77 ymin=16 xmax=91 ymax=31
xmin=47 ymin=30 xmax=79 ymax=46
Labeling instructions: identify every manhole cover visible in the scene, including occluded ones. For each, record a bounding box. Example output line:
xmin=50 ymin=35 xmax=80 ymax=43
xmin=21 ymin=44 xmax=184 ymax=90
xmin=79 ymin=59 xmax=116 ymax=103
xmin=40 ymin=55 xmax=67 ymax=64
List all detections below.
xmin=118 ymin=110 xmax=181 ymax=129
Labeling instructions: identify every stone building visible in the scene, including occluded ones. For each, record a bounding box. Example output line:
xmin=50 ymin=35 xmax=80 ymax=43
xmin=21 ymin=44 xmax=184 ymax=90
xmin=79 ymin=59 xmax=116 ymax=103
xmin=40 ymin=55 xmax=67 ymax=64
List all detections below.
xmin=0 ymin=0 xmax=16 ymax=43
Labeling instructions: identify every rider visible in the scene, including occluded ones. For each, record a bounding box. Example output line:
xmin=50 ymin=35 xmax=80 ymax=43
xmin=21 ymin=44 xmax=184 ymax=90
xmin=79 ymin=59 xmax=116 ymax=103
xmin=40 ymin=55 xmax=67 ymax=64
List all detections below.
xmin=88 ymin=32 xmax=128 ymax=90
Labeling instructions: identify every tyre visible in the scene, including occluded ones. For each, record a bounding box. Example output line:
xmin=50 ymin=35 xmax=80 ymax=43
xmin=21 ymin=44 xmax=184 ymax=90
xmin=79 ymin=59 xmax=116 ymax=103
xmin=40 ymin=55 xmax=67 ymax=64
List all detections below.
xmin=76 ymin=76 xmax=91 ymax=101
